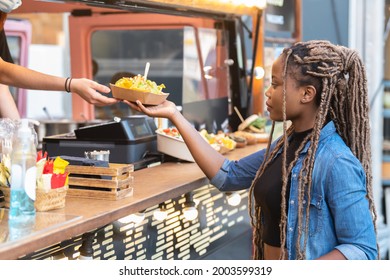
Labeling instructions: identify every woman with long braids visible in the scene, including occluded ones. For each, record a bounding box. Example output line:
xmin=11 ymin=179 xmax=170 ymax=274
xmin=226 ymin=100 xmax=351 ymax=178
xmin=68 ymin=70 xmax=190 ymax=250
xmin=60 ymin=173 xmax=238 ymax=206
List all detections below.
xmin=127 ymin=40 xmax=378 ymax=260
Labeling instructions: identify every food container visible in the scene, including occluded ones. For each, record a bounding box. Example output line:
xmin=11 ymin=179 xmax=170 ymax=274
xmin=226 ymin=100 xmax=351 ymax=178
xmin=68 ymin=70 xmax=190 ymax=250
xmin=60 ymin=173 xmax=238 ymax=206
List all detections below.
xmin=84 ymin=150 xmax=110 ymax=162
xmin=110 ymin=84 xmax=169 ymax=105
xmin=253 ymin=132 xmax=270 ymax=143
xmin=156 ymin=130 xmax=194 ymax=162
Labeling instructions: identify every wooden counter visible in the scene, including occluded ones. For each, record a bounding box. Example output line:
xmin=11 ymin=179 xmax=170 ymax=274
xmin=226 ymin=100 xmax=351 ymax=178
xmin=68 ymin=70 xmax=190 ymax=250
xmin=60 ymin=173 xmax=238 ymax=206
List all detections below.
xmin=0 ymin=143 xmax=266 ymax=260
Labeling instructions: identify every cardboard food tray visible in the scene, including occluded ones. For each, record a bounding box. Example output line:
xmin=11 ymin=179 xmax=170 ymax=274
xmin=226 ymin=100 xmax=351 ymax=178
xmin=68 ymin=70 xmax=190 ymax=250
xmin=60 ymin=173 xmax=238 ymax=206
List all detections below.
xmin=110 ymin=84 xmax=169 ymax=105
xmin=156 ymin=131 xmax=195 ymax=162
xmin=65 ymin=163 xmax=134 ymax=200
xmin=253 ymin=132 xmax=270 ymax=143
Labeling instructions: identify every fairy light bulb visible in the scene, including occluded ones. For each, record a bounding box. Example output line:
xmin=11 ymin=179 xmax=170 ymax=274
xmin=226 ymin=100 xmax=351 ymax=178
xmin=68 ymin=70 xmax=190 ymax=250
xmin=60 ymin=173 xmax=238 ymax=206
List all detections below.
xmin=254 ymin=66 xmax=265 ymax=80
xmin=183 ymin=192 xmax=198 ymax=221
xmin=153 ymin=203 xmax=168 ymax=221
xmin=118 ymin=210 xmax=145 ymax=224
xmin=226 ymin=192 xmax=241 ymax=206
xmin=183 ymin=205 xmax=198 ymax=221
xmin=131 ymin=211 xmax=145 ymax=224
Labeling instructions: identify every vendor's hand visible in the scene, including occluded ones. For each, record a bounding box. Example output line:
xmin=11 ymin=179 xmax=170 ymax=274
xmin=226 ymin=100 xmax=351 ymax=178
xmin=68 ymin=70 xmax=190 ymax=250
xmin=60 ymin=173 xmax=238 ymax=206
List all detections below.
xmin=71 ymin=78 xmax=119 ymax=106
xmin=124 ymin=99 xmax=178 ymax=119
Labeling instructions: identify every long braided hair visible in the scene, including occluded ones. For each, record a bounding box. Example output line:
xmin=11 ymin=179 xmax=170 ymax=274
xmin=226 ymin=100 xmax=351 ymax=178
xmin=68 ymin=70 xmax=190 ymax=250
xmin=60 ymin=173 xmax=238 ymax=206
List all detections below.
xmin=248 ymin=40 xmax=377 ymax=260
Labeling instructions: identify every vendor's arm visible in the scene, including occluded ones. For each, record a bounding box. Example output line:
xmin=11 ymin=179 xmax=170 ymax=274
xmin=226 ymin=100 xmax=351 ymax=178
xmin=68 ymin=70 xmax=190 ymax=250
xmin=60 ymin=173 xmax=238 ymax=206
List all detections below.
xmin=0 ymin=58 xmax=118 ymax=106
xmin=0 ymin=83 xmax=20 ymax=119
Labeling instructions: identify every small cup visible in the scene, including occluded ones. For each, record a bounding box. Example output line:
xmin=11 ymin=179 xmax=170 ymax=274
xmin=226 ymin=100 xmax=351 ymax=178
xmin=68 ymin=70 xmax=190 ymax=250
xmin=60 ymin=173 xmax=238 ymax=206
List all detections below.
xmin=85 ymin=150 xmax=110 ymax=162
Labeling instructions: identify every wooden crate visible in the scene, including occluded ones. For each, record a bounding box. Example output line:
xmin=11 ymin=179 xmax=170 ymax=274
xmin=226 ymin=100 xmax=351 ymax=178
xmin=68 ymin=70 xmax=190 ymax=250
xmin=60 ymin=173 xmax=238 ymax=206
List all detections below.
xmin=65 ymin=163 xmax=134 ymax=200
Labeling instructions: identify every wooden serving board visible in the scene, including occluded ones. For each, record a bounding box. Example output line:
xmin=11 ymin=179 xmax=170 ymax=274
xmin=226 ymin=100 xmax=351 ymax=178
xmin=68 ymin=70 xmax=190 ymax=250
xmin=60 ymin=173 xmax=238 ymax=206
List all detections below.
xmin=65 ymin=163 xmax=134 ymax=200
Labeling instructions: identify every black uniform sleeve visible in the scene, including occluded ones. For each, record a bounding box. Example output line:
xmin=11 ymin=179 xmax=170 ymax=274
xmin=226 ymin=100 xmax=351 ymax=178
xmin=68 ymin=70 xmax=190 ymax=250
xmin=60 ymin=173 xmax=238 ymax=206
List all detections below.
xmin=0 ymin=29 xmax=14 ymax=64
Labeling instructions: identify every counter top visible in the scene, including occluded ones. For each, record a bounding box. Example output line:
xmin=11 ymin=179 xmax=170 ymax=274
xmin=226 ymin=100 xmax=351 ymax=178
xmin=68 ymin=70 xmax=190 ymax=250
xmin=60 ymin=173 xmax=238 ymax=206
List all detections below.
xmin=0 ymin=143 xmax=266 ymax=260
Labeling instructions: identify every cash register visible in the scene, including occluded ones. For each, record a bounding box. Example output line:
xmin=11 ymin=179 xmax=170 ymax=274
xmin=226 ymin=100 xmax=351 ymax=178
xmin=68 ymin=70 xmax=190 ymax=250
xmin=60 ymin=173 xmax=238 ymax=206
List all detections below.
xmin=42 ymin=115 xmax=163 ymax=170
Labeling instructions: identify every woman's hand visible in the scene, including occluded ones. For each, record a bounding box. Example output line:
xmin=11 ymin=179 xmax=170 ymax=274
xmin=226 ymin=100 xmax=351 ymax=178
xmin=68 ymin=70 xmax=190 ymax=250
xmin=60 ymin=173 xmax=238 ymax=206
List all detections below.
xmin=0 ymin=59 xmax=118 ymax=106
xmin=71 ymin=78 xmax=119 ymax=106
xmin=124 ymin=99 xmax=178 ymax=120
xmin=124 ymin=98 xmax=225 ymax=180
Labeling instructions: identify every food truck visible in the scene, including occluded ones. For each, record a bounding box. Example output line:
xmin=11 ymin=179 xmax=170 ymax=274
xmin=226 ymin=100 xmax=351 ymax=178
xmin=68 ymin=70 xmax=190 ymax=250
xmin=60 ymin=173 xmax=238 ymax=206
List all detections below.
xmin=12 ymin=0 xmax=266 ymax=130
xmin=0 ymin=0 xmax=302 ymax=260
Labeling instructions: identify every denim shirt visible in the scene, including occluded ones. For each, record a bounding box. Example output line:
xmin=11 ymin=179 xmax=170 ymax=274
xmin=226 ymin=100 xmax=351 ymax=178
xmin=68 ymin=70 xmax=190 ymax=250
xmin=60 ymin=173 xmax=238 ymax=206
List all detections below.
xmin=210 ymin=121 xmax=377 ymax=260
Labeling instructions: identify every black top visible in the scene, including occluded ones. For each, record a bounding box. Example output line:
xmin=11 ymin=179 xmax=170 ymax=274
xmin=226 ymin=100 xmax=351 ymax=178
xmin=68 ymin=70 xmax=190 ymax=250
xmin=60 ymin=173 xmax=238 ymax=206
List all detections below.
xmin=0 ymin=29 xmax=14 ymax=63
xmin=254 ymin=128 xmax=312 ymax=247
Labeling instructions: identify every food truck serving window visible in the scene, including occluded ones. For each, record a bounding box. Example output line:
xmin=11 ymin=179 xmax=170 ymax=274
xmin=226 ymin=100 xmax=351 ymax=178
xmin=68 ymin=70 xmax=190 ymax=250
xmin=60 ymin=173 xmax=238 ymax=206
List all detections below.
xmin=91 ymin=27 xmax=184 ymax=119
xmin=69 ymin=12 xmax=232 ymax=132
xmin=13 ymin=0 xmax=265 ymax=129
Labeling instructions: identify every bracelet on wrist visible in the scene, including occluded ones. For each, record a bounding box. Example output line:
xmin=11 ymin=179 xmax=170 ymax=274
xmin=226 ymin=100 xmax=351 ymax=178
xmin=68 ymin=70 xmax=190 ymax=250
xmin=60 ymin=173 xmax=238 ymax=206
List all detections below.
xmin=64 ymin=77 xmax=70 ymax=92
xmin=65 ymin=77 xmax=73 ymax=93
xmin=68 ymin=78 xmax=73 ymax=93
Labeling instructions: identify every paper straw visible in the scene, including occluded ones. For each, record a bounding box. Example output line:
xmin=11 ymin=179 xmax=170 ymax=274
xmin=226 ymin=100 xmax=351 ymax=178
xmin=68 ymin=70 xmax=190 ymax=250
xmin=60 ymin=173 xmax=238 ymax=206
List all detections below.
xmin=144 ymin=62 xmax=150 ymax=80
xmin=234 ymin=106 xmax=245 ymax=123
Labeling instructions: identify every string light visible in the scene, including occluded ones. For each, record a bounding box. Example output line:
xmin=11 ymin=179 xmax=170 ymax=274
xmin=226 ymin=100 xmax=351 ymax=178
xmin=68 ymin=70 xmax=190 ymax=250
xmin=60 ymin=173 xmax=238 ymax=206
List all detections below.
xmin=226 ymin=192 xmax=242 ymax=206
xmin=153 ymin=203 xmax=168 ymax=221
xmin=131 ymin=211 xmax=146 ymax=224
xmin=254 ymin=66 xmax=265 ymax=80
xmin=118 ymin=210 xmax=146 ymax=224
xmin=203 ymin=66 xmax=214 ymax=80
xmin=183 ymin=192 xmax=198 ymax=221
xmin=217 ymin=0 xmax=267 ymax=9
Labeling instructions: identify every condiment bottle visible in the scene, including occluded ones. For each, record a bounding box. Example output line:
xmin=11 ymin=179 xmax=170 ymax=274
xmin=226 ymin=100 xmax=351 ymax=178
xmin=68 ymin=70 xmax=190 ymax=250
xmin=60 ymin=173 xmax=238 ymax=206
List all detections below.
xmin=9 ymin=119 xmax=37 ymax=227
